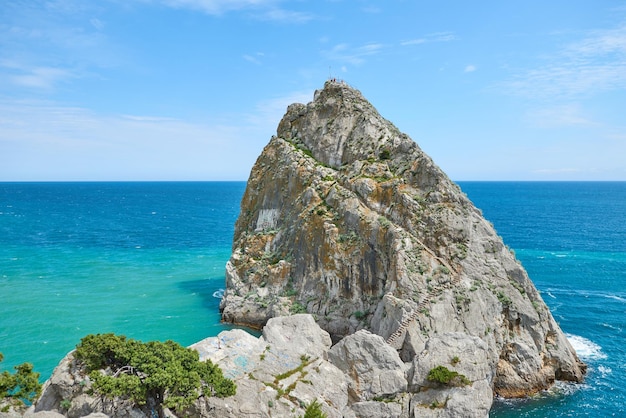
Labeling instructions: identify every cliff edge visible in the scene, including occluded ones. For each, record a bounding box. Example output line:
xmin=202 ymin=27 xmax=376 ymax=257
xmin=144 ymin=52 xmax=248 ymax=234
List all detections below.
xmin=220 ymin=80 xmax=586 ymax=404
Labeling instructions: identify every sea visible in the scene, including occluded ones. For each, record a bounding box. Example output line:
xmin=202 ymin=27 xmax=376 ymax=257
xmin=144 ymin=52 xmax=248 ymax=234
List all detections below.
xmin=0 ymin=181 xmax=624 ymax=417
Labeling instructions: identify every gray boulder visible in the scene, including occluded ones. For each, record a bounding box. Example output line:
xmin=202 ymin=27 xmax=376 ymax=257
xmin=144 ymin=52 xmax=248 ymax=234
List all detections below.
xmin=327 ymin=330 xmax=407 ymax=402
xmin=190 ymin=314 xmax=350 ymax=418
xmin=408 ymin=333 xmax=494 ymax=418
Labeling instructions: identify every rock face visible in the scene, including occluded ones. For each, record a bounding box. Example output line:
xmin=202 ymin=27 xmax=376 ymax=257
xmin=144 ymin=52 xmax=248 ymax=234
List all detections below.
xmin=220 ymin=80 xmax=586 ymax=407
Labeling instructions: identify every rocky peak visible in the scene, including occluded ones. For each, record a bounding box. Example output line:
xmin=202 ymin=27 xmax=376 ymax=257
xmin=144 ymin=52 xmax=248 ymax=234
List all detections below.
xmin=277 ymin=80 xmax=411 ymax=169
xmin=220 ymin=79 xmax=586 ymax=407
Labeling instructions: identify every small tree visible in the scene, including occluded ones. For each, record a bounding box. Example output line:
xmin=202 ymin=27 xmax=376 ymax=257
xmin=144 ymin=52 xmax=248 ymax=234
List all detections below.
xmin=0 ymin=352 xmax=42 ymax=409
xmin=75 ymin=334 xmax=236 ymax=417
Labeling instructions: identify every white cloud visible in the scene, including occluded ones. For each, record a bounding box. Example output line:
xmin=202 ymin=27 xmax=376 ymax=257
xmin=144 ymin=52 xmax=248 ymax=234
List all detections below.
xmin=401 ymin=32 xmax=456 ymax=46
xmin=151 ymin=0 xmax=313 ymax=22
xmin=0 ymin=100 xmax=260 ymax=181
xmin=526 ymin=104 xmax=595 ymax=128
xmin=323 ymin=42 xmax=385 ymax=65
xmin=464 ymin=64 xmax=477 ymax=73
xmin=89 ymin=18 xmax=104 ymax=30
xmin=566 ymin=25 xmax=626 ymax=56
xmin=246 ymin=90 xmax=313 ymax=131
xmin=157 ymin=0 xmax=275 ymax=14
xmin=0 ymin=3 xmax=123 ymax=89
xmin=256 ymin=8 xmax=314 ymax=23
xmin=0 ymin=60 xmax=77 ymax=90
xmin=9 ymin=66 xmax=75 ymax=90
xmin=607 ymin=132 xmax=626 ymax=141
xmin=243 ymin=54 xmax=262 ymax=65
xmin=503 ymin=24 xmax=626 ymax=98
xmin=0 ymin=89 xmax=317 ymax=180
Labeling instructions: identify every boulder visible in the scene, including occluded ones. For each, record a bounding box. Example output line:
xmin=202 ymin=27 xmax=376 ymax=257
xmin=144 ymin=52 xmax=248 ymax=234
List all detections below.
xmin=327 ymin=330 xmax=407 ymax=402
xmin=190 ymin=314 xmax=349 ymax=418
xmin=407 ymin=333 xmax=494 ymax=418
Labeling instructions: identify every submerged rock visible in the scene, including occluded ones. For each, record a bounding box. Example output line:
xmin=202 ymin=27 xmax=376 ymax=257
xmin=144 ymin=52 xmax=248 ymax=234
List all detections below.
xmin=220 ymin=80 xmax=586 ymax=413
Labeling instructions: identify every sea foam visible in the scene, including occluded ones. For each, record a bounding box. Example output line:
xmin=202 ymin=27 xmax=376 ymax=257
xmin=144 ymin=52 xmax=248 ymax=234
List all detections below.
xmin=566 ymin=334 xmax=607 ymax=360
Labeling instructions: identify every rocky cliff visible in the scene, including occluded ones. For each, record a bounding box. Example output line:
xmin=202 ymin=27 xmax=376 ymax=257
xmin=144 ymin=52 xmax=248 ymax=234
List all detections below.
xmin=220 ymin=80 xmax=586 ymax=406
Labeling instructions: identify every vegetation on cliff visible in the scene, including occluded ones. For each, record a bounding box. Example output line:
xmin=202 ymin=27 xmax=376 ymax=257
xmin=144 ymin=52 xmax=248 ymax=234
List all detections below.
xmin=426 ymin=365 xmax=471 ymax=387
xmin=0 ymin=352 xmax=41 ymax=412
xmin=75 ymin=333 xmax=235 ymax=417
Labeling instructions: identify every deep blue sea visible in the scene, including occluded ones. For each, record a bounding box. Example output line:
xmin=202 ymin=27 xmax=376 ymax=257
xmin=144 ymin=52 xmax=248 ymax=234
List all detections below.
xmin=1 ymin=181 xmax=624 ymax=416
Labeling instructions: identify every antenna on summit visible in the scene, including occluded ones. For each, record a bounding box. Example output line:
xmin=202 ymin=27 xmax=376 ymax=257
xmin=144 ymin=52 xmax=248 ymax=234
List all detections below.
xmin=328 ymin=66 xmax=337 ymax=83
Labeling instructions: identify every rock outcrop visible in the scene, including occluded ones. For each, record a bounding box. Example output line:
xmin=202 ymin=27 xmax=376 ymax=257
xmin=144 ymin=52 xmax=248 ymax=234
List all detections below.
xmin=220 ymin=80 xmax=586 ymax=412
xmin=30 ymin=352 xmax=147 ymax=418
xmin=30 ymin=314 xmax=517 ymax=417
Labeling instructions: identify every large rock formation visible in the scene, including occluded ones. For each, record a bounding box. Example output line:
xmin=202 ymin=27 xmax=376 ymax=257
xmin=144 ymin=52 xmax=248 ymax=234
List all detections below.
xmin=27 ymin=80 xmax=586 ymax=418
xmin=220 ymin=80 xmax=586 ymax=408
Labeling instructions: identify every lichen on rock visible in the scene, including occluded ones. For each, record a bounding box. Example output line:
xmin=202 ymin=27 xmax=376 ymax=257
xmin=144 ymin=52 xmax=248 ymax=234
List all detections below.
xmin=220 ymin=79 xmax=587 ymax=413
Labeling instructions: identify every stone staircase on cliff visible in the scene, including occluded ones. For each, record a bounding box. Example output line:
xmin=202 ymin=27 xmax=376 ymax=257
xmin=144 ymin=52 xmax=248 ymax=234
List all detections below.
xmin=385 ymin=277 xmax=459 ymax=346
xmin=384 ymin=230 xmax=463 ymax=347
xmin=385 ymin=308 xmax=421 ymax=346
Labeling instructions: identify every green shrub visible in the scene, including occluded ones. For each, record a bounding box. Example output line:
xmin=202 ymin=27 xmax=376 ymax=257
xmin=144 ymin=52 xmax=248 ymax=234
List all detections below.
xmin=0 ymin=353 xmax=42 ymax=405
xmin=377 ymin=216 xmax=392 ymax=228
xmin=291 ymin=302 xmax=307 ymax=314
xmin=497 ymin=291 xmax=512 ymax=307
xmin=426 ymin=365 xmax=470 ymax=387
xmin=353 ymin=311 xmax=366 ymax=320
xmin=75 ymin=334 xmax=235 ymax=417
xmin=303 ymin=399 xmax=327 ymax=418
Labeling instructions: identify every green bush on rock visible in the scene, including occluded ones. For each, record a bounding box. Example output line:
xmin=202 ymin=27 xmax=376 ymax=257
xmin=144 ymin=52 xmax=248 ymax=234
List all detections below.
xmin=426 ymin=365 xmax=471 ymax=387
xmin=302 ymin=399 xmax=327 ymax=418
xmin=75 ymin=333 xmax=235 ymax=417
xmin=0 ymin=352 xmax=42 ymax=409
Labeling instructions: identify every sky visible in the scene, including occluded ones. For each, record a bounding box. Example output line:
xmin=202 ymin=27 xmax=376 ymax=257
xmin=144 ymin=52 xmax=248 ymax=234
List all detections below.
xmin=1 ymin=0 xmax=625 ymax=181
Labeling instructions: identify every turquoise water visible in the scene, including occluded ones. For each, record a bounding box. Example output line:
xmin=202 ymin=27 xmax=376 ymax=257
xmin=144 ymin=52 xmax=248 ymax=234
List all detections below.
xmin=1 ymin=181 xmax=625 ymax=416
xmin=0 ymin=182 xmax=245 ymax=379
xmin=459 ymin=182 xmax=626 ymax=417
